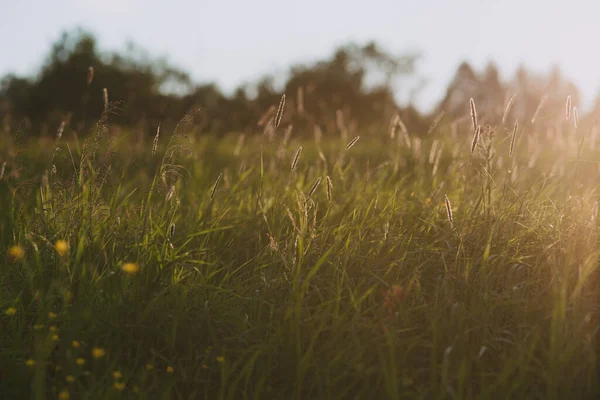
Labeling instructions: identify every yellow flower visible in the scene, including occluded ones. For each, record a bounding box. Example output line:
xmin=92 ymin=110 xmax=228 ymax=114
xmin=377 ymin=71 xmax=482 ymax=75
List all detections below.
xmin=72 ymin=340 xmax=80 ymax=349
xmin=146 ymin=363 xmax=153 ymax=371
xmin=49 ymin=326 xmax=57 ymax=332
xmin=166 ymin=365 xmax=174 ymax=373
xmin=48 ymin=312 xmax=57 ymax=320
xmin=113 ymin=371 xmax=122 ymax=380
xmin=76 ymin=358 xmax=85 ymax=366
xmin=58 ymin=390 xmax=70 ymax=400
xmin=121 ymin=262 xmax=140 ymax=275
xmin=91 ymin=347 xmax=105 ymax=359
xmin=4 ymin=307 xmax=16 ymax=316
xmin=34 ymin=324 xmax=44 ymax=331
xmin=66 ymin=375 xmax=74 ymax=383
xmin=114 ymin=382 xmax=125 ymax=391
xmin=8 ymin=245 xmax=25 ymax=261
xmin=25 ymin=359 xmax=35 ymax=367
xmin=216 ymin=356 xmax=224 ymax=363
xmin=55 ymin=240 xmax=69 ymax=257
xmin=52 ymin=334 xmax=59 ymax=342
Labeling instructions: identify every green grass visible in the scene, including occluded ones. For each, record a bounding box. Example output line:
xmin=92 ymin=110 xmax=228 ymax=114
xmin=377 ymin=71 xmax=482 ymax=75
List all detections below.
xmin=0 ymin=115 xmax=598 ymax=399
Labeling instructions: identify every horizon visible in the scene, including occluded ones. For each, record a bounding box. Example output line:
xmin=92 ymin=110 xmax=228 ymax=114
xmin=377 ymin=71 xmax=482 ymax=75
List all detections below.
xmin=3 ymin=0 xmax=600 ymax=113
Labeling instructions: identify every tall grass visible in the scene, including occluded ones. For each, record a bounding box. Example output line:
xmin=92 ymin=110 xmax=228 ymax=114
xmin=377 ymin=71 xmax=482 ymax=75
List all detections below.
xmin=0 ymin=99 xmax=598 ymax=399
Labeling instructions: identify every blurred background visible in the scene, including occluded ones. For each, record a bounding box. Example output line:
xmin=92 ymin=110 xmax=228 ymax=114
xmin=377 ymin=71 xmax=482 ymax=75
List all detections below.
xmin=1 ymin=0 xmax=598 ymax=136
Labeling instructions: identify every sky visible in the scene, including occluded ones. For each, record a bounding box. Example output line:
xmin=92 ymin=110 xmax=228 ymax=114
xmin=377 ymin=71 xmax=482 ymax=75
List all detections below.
xmin=1 ymin=0 xmax=599 ymax=112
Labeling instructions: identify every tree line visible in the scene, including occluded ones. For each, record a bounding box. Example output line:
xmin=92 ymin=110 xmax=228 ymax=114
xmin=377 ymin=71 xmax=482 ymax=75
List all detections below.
xmin=0 ymin=29 xmax=592 ymax=138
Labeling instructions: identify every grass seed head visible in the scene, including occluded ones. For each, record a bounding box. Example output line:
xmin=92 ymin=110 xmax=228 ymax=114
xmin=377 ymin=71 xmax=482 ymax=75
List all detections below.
xmin=291 ymin=146 xmax=302 ymax=171
xmin=274 ymin=94 xmax=286 ymax=128
xmin=469 ymin=98 xmax=478 ymax=131
xmin=345 ymin=136 xmax=360 ymax=150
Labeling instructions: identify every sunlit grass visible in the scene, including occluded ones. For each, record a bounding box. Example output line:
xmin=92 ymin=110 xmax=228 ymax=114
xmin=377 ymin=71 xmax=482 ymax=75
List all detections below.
xmin=0 ymin=111 xmax=598 ymax=398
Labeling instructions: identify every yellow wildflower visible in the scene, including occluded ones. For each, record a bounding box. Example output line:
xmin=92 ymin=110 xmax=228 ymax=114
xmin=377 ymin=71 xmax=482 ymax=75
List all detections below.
xmin=52 ymin=334 xmax=59 ymax=342
xmin=66 ymin=375 xmax=74 ymax=383
xmin=25 ymin=359 xmax=35 ymax=367
xmin=48 ymin=312 xmax=57 ymax=319
xmin=72 ymin=340 xmax=80 ymax=349
xmin=55 ymin=240 xmax=69 ymax=257
xmin=114 ymin=382 xmax=125 ymax=391
xmin=216 ymin=356 xmax=224 ymax=363
xmin=49 ymin=326 xmax=57 ymax=332
xmin=4 ymin=307 xmax=16 ymax=316
xmin=8 ymin=245 xmax=25 ymax=261
xmin=76 ymin=358 xmax=85 ymax=366
xmin=58 ymin=390 xmax=70 ymax=400
xmin=146 ymin=363 xmax=153 ymax=371
xmin=113 ymin=371 xmax=122 ymax=380
xmin=91 ymin=347 xmax=105 ymax=359
xmin=166 ymin=365 xmax=174 ymax=373
xmin=34 ymin=324 xmax=44 ymax=331
xmin=121 ymin=262 xmax=140 ymax=275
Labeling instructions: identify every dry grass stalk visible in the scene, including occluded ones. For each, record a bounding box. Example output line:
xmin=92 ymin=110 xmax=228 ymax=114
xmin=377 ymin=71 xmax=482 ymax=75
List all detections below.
xmin=87 ymin=66 xmax=94 ymax=85
xmin=152 ymin=124 xmax=161 ymax=155
xmin=345 ymin=136 xmax=360 ymax=150
xmin=566 ymin=95 xmax=572 ymax=120
xmin=308 ymin=177 xmax=322 ymax=197
xmin=0 ymin=162 xmax=5 ymax=180
xmin=427 ymin=111 xmax=444 ymax=135
xmin=274 ymin=94 xmax=286 ymax=128
xmin=291 ymin=147 xmax=302 ymax=171
xmin=210 ymin=173 xmax=223 ymax=200
xmin=325 ymin=176 xmax=333 ymax=202
xmin=469 ymin=98 xmax=478 ymax=131
xmin=531 ymin=95 xmax=547 ymax=123
xmin=444 ymin=194 xmax=453 ymax=226
xmin=573 ymin=107 xmax=579 ymax=128
xmin=103 ymin=88 xmax=109 ymax=109
xmin=257 ymin=106 xmax=276 ymax=127
xmin=509 ymin=120 xmax=518 ymax=157
xmin=502 ymin=94 xmax=516 ymax=124
xmin=471 ymin=125 xmax=481 ymax=153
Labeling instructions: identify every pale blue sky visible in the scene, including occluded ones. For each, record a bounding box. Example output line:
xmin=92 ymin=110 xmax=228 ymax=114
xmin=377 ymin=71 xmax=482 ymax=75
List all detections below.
xmin=1 ymin=0 xmax=598 ymax=111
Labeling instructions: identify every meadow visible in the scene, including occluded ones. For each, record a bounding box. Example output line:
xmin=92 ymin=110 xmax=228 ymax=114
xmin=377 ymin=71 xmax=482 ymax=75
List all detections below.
xmin=0 ymin=101 xmax=598 ymax=399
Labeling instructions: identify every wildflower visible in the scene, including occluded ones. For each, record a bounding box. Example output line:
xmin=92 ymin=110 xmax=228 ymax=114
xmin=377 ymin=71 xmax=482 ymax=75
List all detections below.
xmin=91 ymin=347 xmax=105 ymax=359
xmin=34 ymin=324 xmax=44 ymax=331
xmin=4 ymin=307 xmax=16 ymax=316
xmin=49 ymin=326 xmax=57 ymax=332
xmin=76 ymin=358 xmax=85 ymax=366
xmin=113 ymin=371 xmax=122 ymax=380
xmin=66 ymin=376 xmax=74 ymax=383
xmin=52 ymin=335 xmax=59 ymax=342
xmin=72 ymin=340 xmax=80 ymax=349
xmin=48 ymin=312 xmax=57 ymax=320
xmin=121 ymin=262 xmax=140 ymax=275
xmin=216 ymin=356 xmax=224 ymax=363
xmin=166 ymin=365 xmax=174 ymax=373
xmin=146 ymin=363 xmax=153 ymax=371
xmin=25 ymin=359 xmax=35 ymax=367
xmin=8 ymin=245 xmax=25 ymax=260
xmin=114 ymin=382 xmax=125 ymax=391
xmin=55 ymin=240 xmax=69 ymax=257
xmin=58 ymin=390 xmax=70 ymax=400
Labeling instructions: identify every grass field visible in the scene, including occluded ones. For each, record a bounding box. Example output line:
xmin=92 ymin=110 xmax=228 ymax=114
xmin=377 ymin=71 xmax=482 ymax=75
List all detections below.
xmin=0 ymin=107 xmax=598 ymax=399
